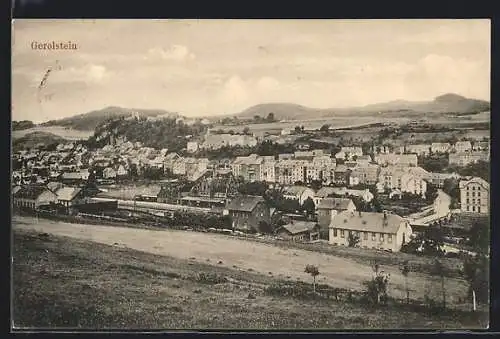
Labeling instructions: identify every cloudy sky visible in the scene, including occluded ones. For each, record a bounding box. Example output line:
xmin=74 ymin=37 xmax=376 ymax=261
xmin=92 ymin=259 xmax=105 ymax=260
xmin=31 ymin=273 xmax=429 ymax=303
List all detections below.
xmin=12 ymin=19 xmax=490 ymax=123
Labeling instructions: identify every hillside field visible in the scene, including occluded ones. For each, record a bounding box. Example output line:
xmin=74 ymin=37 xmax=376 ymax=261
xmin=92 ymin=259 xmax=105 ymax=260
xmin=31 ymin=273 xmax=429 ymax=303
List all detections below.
xmin=12 ymin=227 xmax=488 ymax=330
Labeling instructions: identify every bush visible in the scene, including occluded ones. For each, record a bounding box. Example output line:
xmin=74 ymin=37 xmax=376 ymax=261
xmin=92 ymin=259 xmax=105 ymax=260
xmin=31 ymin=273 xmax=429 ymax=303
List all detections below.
xmin=195 ymin=272 xmax=228 ymax=284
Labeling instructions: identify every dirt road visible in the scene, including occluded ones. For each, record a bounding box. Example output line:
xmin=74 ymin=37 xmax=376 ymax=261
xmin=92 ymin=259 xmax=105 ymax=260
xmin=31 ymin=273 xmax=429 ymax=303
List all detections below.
xmin=12 ymin=216 xmax=467 ymax=301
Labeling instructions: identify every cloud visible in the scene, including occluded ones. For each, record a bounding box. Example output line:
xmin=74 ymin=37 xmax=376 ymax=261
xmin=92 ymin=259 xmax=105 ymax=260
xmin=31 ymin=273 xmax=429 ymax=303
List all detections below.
xmin=146 ymin=45 xmax=196 ymax=62
xmin=218 ymin=75 xmax=249 ymax=109
xmin=256 ymin=76 xmax=280 ymax=92
xmin=35 ymin=63 xmax=110 ymax=86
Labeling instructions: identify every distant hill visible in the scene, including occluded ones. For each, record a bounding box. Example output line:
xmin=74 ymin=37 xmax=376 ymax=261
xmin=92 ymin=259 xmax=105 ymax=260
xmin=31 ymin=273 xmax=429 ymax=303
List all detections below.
xmin=12 ymin=131 xmax=66 ymax=151
xmin=41 ymin=106 xmax=181 ymax=131
xmin=233 ymin=93 xmax=490 ymax=121
xmin=12 ymin=120 xmax=36 ymax=131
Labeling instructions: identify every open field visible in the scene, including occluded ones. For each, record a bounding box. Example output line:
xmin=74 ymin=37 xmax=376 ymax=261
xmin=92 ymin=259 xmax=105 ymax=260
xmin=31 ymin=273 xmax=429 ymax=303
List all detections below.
xmin=12 ymin=229 xmax=488 ymax=329
xmin=12 ymin=126 xmax=93 ymax=141
xmin=13 ymin=216 xmax=469 ymax=304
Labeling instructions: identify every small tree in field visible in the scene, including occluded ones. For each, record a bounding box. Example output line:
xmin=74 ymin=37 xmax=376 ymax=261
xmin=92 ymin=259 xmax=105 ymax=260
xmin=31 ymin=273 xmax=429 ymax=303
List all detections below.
xmin=363 ymin=262 xmax=390 ymax=305
xmin=400 ymin=260 xmax=410 ymax=304
xmin=348 ymin=232 xmax=361 ymax=247
xmin=304 ymin=264 xmax=320 ymax=293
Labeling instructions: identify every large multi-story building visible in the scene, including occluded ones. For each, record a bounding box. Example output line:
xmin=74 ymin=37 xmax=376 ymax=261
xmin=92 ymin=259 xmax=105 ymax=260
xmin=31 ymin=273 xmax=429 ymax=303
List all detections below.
xmin=401 ymin=144 xmax=431 ymax=156
xmin=459 ymin=176 xmax=489 ymax=214
xmin=449 ymin=151 xmax=490 ymax=167
xmin=378 ymin=166 xmax=427 ymax=197
xmin=431 ymin=142 xmax=451 ymax=154
xmin=200 ymin=133 xmax=258 ymax=150
xmin=232 ymin=154 xmax=263 ymax=182
xmin=351 ymin=164 xmax=380 ymax=185
xmin=453 ymin=141 xmax=473 ymax=153
xmin=275 ymin=159 xmax=308 ymax=185
xmin=375 ymin=153 xmax=418 ymax=167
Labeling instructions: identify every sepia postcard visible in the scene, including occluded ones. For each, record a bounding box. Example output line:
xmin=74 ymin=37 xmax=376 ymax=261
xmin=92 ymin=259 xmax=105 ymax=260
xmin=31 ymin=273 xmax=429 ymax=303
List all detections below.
xmin=11 ymin=19 xmax=491 ymax=331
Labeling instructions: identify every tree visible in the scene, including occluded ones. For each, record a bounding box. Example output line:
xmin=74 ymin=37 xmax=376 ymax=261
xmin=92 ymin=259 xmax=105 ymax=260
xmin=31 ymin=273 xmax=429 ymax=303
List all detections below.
xmin=421 ymin=226 xmax=445 ymax=256
xmin=400 ymin=260 xmax=410 ymax=304
xmin=238 ymin=181 xmax=269 ymax=196
xmin=463 ymin=254 xmax=489 ymax=309
xmin=347 ymin=231 xmax=361 ymax=247
xmin=258 ymin=221 xmax=273 ymax=234
xmin=468 ymin=220 xmax=489 ymax=255
xmin=363 ymin=262 xmax=390 ymax=305
xmin=301 ymin=197 xmax=315 ymax=217
xmin=294 ymin=126 xmax=302 ymax=134
xmin=266 ymin=112 xmax=275 ymax=122
xmin=320 ymin=124 xmax=330 ymax=132
xmin=304 ymin=264 xmax=320 ymax=293
xmin=425 ymin=184 xmax=439 ymax=204
xmin=432 ymin=259 xmax=447 ymax=309
xmin=242 ymin=126 xmax=250 ymax=135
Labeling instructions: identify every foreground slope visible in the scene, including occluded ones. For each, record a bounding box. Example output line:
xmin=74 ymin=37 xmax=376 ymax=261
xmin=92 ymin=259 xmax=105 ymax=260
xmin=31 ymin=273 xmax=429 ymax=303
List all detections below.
xmin=12 ymin=229 xmax=487 ymax=329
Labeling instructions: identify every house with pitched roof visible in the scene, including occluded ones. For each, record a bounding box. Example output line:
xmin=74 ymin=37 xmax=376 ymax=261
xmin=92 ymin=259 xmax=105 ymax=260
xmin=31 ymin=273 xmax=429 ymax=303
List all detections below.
xmin=317 ymin=197 xmax=356 ymax=233
xmin=282 ymin=185 xmax=315 ymax=205
xmin=13 ymin=185 xmax=58 ymax=210
xmin=226 ymin=195 xmax=270 ymax=231
xmin=55 ymin=187 xmax=86 ymax=213
xmin=329 ymin=211 xmax=412 ymax=252
xmin=276 ymin=221 xmax=320 ymax=242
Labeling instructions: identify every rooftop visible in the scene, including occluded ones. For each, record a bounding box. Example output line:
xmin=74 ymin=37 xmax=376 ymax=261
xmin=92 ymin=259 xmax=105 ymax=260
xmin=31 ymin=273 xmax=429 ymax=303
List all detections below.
xmin=330 ymin=211 xmax=407 ymax=234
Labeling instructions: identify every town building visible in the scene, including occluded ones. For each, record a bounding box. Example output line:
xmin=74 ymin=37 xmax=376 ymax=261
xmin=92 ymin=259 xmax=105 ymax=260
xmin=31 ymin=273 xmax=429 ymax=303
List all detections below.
xmin=431 ymin=142 xmax=451 ymax=154
xmin=187 ymin=141 xmax=199 ymax=153
xmin=427 ymin=172 xmax=461 ymax=188
xmin=378 ymin=166 xmax=427 ymax=197
xmin=317 ymin=197 xmax=356 ymax=233
xmin=334 ymin=165 xmax=350 ymax=186
xmin=13 ymin=185 xmax=58 ymax=210
xmin=329 ymin=211 xmax=412 ymax=252
xmin=232 ymin=154 xmax=263 ymax=182
xmin=459 ymin=176 xmax=489 ymax=214
xmin=449 ymin=151 xmax=490 ymax=167
xmin=275 ymin=159 xmax=308 ymax=185
xmin=351 ymin=164 xmax=380 ymax=185
xmin=226 ymin=195 xmax=271 ymax=231
xmin=282 ymin=185 xmax=315 ymax=206
xmin=374 ymin=153 xmax=418 ymax=167
xmin=276 ymin=221 xmax=320 ymax=242
xmin=453 ymin=141 xmax=473 ymax=153
xmin=401 ymin=144 xmax=431 ymax=156
xmin=260 ymin=157 xmax=277 ymax=183
xmin=200 ymin=133 xmax=258 ymax=150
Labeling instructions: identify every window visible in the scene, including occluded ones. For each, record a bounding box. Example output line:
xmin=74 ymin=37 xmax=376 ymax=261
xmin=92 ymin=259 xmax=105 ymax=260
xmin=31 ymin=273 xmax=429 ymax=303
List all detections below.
xmin=466 ymin=199 xmax=470 ymax=204
xmin=478 ymin=199 xmax=481 ymax=204
xmin=467 ymin=192 xmax=469 ymax=197
xmin=380 ymin=233 xmax=384 ymax=242
xmin=340 ymin=230 xmax=345 ymax=238
xmin=472 ymin=192 xmax=475 ymax=197
xmin=388 ymin=234 xmax=392 ymax=243
xmin=473 ymin=199 xmax=476 ymax=204
xmin=333 ymin=229 xmax=338 ymax=237
xmin=472 ymin=186 xmax=475 ymax=191
xmin=478 ymin=192 xmax=481 ymax=197
xmin=478 ymin=207 xmax=481 ymax=213
xmin=372 ymin=232 xmax=376 ymax=241
xmin=467 ymin=206 xmax=470 ymax=211
xmin=363 ymin=232 xmax=368 ymax=240
xmin=472 ymin=206 xmax=476 ymax=212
